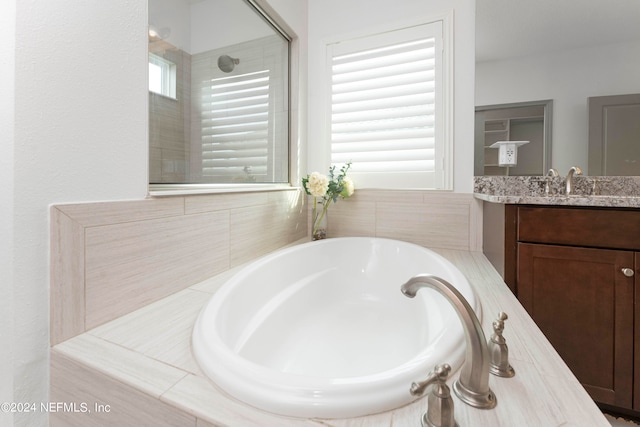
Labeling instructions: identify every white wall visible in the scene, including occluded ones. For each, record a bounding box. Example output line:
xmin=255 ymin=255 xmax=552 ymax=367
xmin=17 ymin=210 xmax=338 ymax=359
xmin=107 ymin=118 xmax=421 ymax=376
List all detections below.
xmin=149 ymin=0 xmax=191 ymax=52
xmin=476 ymin=39 xmax=640 ymax=174
xmin=1 ymin=1 xmax=16 ymax=426
xmin=191 ymin=0 xmax=273 ymax=54
xmin=149 ymin=0 xmax=275 ymax=55
xmin=307 ymin=0 xmax=476 ymax=193
xmin=6 ymin=1 xmax=147 ymax=425
xmin=1 ymin=0 xmax=306 ymax=426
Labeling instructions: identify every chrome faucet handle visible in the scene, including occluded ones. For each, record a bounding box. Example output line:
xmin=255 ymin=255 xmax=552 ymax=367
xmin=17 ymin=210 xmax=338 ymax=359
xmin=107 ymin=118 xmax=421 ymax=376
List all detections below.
xmin=410 ymin=363 xmax=459 ymax=427
xmin=488 ymin=312 xmax=515 ymax=378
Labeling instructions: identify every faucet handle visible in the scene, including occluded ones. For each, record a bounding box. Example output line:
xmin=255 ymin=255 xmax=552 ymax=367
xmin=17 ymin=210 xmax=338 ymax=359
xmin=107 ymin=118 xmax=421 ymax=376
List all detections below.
xmin=410 ymin=364 xmax=459 ymax=427
xmin=488 ymin=312 xmax=515 ymax=378
xmin=544 ymin=169 xmax=559 ymax=195
xmin=492 ymin=312 xmax=508 ymax=336
xmin=410 ymin=363 xmax=451 ymax=396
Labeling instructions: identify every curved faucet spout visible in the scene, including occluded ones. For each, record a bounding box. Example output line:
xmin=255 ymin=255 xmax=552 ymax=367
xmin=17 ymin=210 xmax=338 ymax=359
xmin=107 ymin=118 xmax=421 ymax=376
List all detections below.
xmin=401 ymin=274 xmax=497 ymax=409
xmin=565 ymin=166 xmax=583 ymax=195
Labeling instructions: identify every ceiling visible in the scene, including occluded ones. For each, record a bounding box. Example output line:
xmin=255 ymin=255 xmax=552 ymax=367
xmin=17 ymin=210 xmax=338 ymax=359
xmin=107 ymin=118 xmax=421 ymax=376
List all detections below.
xmin=476 ymin=0 xmax=640 ymax=63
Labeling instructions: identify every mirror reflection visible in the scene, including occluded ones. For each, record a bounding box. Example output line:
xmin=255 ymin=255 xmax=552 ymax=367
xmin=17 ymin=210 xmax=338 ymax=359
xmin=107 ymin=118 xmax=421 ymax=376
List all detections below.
xmin=476 ymin=100 xmax=551 ymax=176
xmin=149 ymin=0 xmax=290 ymax=186
xmin=475 ymin=0 xmax=640 ymax=176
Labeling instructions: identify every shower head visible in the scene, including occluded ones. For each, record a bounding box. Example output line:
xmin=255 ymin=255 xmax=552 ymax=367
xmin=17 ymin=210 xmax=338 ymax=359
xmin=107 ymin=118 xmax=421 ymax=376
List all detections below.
xmin=218 ymin=55 xmax=240 ymax=73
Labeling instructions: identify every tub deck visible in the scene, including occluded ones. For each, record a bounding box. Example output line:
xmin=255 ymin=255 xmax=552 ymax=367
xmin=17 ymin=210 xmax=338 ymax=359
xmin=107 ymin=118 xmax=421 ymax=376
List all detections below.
xmin=50 ymin=244 xmax=610 ymax=427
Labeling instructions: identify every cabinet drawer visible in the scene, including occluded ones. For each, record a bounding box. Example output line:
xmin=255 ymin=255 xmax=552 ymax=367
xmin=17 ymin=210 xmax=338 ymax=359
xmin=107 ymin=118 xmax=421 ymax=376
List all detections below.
xmin=517 ymin=206 xmax=640 ymax=250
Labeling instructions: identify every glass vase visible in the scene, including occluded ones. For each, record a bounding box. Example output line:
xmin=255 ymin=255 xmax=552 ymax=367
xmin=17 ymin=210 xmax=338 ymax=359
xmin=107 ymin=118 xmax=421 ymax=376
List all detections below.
xmin=312 ymin=203 xmax=328 ymax=240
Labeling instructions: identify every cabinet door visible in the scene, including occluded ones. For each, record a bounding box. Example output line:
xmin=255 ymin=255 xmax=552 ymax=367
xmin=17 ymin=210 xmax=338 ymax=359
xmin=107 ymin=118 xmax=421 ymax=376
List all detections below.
xmin=518 ymin=243 xmax=634 ymax=409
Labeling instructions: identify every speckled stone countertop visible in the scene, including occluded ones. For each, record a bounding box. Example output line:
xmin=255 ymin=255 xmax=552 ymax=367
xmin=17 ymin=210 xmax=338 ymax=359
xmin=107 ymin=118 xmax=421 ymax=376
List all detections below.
xmin=474 ymin=176 xmax=640 ymax=208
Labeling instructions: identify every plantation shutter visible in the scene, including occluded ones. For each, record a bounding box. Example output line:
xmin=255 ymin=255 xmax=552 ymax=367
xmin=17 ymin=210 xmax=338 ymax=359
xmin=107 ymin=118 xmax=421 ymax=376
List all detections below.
xmin=329 ymin=22 xmax=446 ymax=189
xmin=199 ymin=70 xmax=271 ymax=182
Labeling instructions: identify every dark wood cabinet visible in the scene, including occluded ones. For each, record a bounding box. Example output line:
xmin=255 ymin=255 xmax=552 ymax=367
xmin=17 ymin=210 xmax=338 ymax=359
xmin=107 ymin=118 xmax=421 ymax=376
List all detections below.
xmin=518 ymin=243 xmax=634 ymax=407
xmin=505 ymin=205 xmax=640 ymax=412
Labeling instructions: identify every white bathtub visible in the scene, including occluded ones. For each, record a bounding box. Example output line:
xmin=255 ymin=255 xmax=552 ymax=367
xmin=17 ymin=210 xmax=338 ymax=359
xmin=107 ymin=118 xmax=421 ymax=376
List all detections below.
xmin=192 ymin=237 xmax=481 ymax=419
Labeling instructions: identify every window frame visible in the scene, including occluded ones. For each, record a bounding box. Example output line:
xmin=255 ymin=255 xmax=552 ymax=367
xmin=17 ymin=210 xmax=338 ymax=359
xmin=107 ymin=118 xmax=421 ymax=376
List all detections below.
xmin=324 ymin=13 xmax=453 ymax=190
xmin=148 ymin=53 xmax=177 ymax=100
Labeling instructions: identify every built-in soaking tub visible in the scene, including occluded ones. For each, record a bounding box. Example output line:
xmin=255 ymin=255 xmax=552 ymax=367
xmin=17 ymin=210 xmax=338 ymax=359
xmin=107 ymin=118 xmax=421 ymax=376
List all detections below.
xmin=192 ymin=237 xmax=481 ymax=419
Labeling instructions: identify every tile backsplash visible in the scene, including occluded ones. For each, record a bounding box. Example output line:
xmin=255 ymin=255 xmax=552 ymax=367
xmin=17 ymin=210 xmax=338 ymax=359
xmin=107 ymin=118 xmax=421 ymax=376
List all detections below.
xmin=50 ymin=189 xmax=481 ymax=345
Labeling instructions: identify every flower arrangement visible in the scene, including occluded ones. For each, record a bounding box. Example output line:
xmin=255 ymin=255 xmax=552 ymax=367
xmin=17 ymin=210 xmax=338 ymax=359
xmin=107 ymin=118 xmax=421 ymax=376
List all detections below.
xmin=302 ymin=162 xmax=354 ymax=240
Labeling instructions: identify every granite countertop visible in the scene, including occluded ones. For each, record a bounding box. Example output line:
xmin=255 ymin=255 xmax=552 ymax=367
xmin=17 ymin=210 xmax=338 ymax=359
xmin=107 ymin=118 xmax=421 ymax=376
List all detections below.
xmin=51 ymin=246 xmax=610 ymax=427
xmin=474 ymin=176 xmax=640 ymax=208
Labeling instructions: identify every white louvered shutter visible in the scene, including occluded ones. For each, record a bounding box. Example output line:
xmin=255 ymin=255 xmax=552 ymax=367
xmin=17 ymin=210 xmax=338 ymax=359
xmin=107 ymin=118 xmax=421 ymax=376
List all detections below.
xmin=328 ymin=22 xmax=447 ymax=189
xmin=200 ymin=70 xmax=271 ymax=182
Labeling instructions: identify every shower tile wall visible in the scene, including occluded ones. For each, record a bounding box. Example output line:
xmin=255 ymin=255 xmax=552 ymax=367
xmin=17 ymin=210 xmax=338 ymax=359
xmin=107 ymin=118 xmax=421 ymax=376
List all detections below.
xmin=149 ymin=40 xmax=191 ymax=183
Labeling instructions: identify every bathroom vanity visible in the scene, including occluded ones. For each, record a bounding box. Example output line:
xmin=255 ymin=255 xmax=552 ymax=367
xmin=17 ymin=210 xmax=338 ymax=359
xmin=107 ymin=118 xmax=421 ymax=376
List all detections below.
xmin=506 ymin=205 xmax=639 ymax=413
xmin=476 ymin=175 xmax=640 ymax=419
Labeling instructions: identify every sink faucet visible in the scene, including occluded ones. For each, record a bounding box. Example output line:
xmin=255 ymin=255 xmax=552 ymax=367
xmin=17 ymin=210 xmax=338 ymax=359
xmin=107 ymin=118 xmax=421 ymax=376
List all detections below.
xmin=401 ymin=274 xmax=497 ymax=409
xmin=565 ymin=166 xmax=582 ymax=195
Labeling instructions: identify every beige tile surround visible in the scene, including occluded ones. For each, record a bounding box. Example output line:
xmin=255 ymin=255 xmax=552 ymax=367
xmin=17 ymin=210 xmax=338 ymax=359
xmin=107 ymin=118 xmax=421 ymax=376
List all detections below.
xmin=50 ymin=189 xmax=307 ymax=345
xmin=50 ymin=189 xmax=482 ymax=345
xmin=324 ymin=190 xmax=482 ymax=251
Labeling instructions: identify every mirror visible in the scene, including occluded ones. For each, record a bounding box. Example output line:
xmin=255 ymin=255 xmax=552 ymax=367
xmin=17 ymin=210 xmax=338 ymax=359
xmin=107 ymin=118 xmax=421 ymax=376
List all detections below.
xmin=475 ymin=0 xmax=640 ymax=176
xmin=149 ymin=0 xmax=290 ymax=188
xmin=475 ymin=100 xmax=552 ymax=176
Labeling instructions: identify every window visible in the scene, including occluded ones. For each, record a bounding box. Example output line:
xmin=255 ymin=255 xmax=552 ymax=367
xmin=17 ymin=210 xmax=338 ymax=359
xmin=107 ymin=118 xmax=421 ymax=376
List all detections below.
xmin=328 ymin=19 xmax=452 ymax=189
xmin=148 ymin=53 xmax=177 ymax=99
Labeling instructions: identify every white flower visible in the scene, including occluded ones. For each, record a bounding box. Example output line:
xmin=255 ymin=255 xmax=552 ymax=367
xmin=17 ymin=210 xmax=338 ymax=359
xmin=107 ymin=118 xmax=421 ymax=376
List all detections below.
xmin=307 ymin=172 xmax=329 ymax=197
xmin=340 ymin=177 xmax=354 ymax=198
